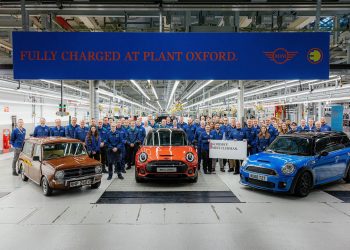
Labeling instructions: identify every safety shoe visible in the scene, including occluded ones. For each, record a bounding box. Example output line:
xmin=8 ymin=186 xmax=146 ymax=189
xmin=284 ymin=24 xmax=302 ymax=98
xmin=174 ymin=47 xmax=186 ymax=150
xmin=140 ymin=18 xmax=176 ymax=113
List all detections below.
xmin=118 ymin=174 xmax=124 ymax=180
xmin=12 ymin=171 xmax=19 ymax=176
xmin=126 ymin=166 xmax=131 ymax=170
xmin=107 ymin=176 xmax=112 ymax=180
xmin=121 ymin=169 xmax=126 ymax=173
xmin=220 ymin=168 xmax=225 ymax=172
xmin=228 ymin=168 xmax=234 ymax=172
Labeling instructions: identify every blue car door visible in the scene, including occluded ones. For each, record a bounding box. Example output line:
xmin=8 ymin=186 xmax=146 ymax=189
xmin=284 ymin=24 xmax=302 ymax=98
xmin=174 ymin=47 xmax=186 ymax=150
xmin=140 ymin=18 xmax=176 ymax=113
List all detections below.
xmin=314 ymin=137 xmax=336 ymax=184
xmin=330 ymin=136 xmax=349 ymax=177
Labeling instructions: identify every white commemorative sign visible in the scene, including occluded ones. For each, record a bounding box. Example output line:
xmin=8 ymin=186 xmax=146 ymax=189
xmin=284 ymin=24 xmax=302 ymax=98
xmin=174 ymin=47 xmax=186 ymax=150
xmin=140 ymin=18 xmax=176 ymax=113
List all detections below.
xmin=209 ymin=140 xmax=247 ymax=160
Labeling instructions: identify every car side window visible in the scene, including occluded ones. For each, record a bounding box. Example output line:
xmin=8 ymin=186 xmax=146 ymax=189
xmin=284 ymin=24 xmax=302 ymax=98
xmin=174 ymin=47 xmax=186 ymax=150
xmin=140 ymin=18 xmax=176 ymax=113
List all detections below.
xmin=324 ymin=143 xmax=345 ymax=153
xmin=315 ymin=137 xmax=331 ymax=154
xmin=33 ymin=145 xmax=42 ymax=161
xmin=341 ymin=135 xmax=350 ymax=146
xmin=22 ymin=142 xmax=33 ymax=156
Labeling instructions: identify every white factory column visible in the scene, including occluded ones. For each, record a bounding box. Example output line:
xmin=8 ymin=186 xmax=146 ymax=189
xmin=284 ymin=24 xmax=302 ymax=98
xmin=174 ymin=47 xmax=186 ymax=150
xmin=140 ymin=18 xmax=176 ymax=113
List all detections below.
xmin=89 ymin=80 xmax=100 ymax=120
xmin=237 ymin=80 xmax=244 ymax=124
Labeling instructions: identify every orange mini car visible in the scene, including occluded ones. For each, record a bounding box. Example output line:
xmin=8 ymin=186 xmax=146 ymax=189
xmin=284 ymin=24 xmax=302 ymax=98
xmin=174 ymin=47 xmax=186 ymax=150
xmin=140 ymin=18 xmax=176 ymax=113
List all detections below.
xmin=135 ymin=128 xmax=198 ymax=183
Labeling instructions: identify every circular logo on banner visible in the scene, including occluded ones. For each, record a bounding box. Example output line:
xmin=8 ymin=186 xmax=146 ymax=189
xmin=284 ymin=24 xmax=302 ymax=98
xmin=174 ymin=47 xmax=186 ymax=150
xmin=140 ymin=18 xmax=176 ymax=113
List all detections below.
xmin=307 ymin=48 xmax=323 ymax=64
xmin=263 ymin=48 xmax=298 ymax=64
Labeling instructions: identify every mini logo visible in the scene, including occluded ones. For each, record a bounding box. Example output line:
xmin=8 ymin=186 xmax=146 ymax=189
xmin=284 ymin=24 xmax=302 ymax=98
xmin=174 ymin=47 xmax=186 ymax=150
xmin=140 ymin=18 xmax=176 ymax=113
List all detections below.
xmin=307 ymin=48 xmax=323 ymax=64
xmin=264 ymin=48 xmax=298 ymax=64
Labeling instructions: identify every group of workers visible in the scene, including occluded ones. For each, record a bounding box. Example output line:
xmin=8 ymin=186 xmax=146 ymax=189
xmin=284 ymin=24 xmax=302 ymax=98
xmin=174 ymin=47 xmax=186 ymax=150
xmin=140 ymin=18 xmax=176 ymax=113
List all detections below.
xmin=9 ymin=114 xmax=332 ymax=178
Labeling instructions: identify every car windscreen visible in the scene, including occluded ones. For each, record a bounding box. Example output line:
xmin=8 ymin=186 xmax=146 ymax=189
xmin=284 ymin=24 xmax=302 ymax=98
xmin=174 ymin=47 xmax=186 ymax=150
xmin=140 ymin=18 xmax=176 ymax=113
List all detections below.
xmin=266 ymin=136 xmax=312 ymax=156
xmin=145 ymin=130 xmax=187 ymax=146
xmin=43 ymin=143 xmax=87 ymax=160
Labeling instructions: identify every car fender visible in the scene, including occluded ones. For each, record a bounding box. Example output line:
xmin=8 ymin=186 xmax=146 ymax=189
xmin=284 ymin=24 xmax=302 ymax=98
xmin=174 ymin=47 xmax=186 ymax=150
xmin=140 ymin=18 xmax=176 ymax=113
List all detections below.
xmin=344 ymin=160 xmax=350 ymax=178
xmin=289 ymin=166 xmax=314 ymax=194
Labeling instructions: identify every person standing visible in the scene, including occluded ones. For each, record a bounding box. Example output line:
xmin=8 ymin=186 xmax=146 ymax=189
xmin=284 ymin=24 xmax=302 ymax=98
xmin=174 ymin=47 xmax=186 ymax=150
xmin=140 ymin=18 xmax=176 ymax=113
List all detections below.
xmin=143 ymin=119 xmax=153 ymax=137
xmin=50 ymin=119 xmax=65 ymax=137
xmin=103 ymin=117 xmax=111 ymax=131
xmin=126 ymin=120 xmax=140 ymax=170
xmin=288 ymin=122 xmax=298 ymax=134
xmin=194 ymin=121 xmax=206 ymax=170
xmin=33 ymin=118 xmax=50 ymax=137
xmin=199 ymin=124 xmax=211 ymax=174
xmin=178 ymin=116 xmax=187 ymax=129
xmin=149 ymin=118 xmax=158 ymax=129
xmin=210 ymin=123 xmax=224 ymax=173
xmin=10 ymin=119 xmax=26 ymax=176
xmin=279 ymin=123 xmax=289 ymax=135
xmin=320 ymin=117 xmax=332 ymax=131
xmin=159 ymin=119 xmax=168 ymax=128
xmin=184 ymin=117 xmax=197 ymax=144
xmin=136 ymin=120 xmax=146 ymax=144
xmin=65 ymin=117 xmax=78 ymax=138
xmin=253 ymin=119 xmax=261 ymax=134
xmin=308 ymin=119 xmax=315 ymax=132
xmin=74 ymin=120 xmax=89 ymax=142
xmin=245 ymin=119 xmax=258 ymax=156
xmin=166 ymin=116 xmax=172 ymax=128
xmin=313 ymin=121 xmax=322 ymax=132
xmin=97 ymin=119 xmax=108 ymax=173
xmin=90 ymin=118 xmax=97 ymax=127
xmin=116 ymin=120 xmax=127 ymax=173
xmin=172 ymin=119 xmax=179 ymax=129
xmin=266 ymin=117 xmax=278 ymax=142
xmin=228 ymin=121 xmax=246 ymax=174
xmin=106 ymin=123 xmax=123 ymax=180
xmin=297 ymin=119 xmax=309 ymax=132
xmin=85 ymin=126 xmax=101 ymax=161
xmin=257 ymin=125 xmax=271 ymax=152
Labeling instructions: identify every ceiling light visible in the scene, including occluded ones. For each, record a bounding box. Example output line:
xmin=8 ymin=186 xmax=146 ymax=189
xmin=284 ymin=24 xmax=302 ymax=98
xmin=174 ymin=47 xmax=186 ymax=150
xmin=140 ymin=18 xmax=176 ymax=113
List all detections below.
xmin=186 ymin=80 xmax=214 ymax=99
xmin=157 ymin=101 xmax=162 ymax=110
xmin=166 ymin=80 xmax=180 ymax=110
xmin=130 ymin=80 xmax=150 ymax=100
xmin=146 ymin=102 xmax=158 ymax=110
xmin=41 ymin=79 xmax=90 ymax=94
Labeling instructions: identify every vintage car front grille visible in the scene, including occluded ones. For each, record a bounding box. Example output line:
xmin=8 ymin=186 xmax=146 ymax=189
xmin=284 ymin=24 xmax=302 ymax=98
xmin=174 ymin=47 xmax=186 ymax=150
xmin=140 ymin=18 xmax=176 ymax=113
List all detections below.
xmin=146 ymin=161 xmax=188 ymax=173
xmin=246 ymin=165 xmax=277 ymax=176
xmin=64 ymin=167 xmax=96 ymax=179
xmin=246 ymin=177 xmax=275 ymax=188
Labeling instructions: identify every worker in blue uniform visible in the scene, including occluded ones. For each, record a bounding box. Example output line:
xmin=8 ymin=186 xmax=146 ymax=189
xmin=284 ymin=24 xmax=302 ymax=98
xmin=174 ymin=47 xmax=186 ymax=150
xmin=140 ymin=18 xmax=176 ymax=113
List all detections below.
xmin=116 ymin=120 xmax=127 ymax=173
xmin=97 ymin=119 xmax=109 ymax=173
xmin=199 ymin=124 xmax=212 ymax=174
xmin=74 ymin=120 xmax=89 ymax=142
xmin=50 ymin=119 xmax=65 ymax=137
xmin=149 ymin=119 xmax=158 ymax=129
xmin=33 ymin=118 xmax=50 ymax=137
xmin=228 ymin=121 xmax=247 ymax=174
xmin=106 ymin=123 xmax=124 ymax=180
xmin=65 ymin=117 xmax=78 ymax=138
xmin=257 ymin=125 xmax=271 ymax=152
xmin=296 ymin=119 xmax=309 ymax=132
xmin=102 ymin=117 xmax=111 ymax=130
xmin=253 ymin=119 xmax=261 ymax=134
xmin=320 ymin=117 xmax=332 ymax=131
xmin=184 ymin=117 xmax=197 ymax=144
xmin=194 ymin=121 xmax=206 ymax=170
xmin=85 ymin=126 xmax=101 ymax=161
xmin=158 ymin=119 xmax=168 ymax=128
xmin=245 ymin=119 xmax=258 ymax=155
xmin=265 ymin=118 xmax=278 ymax=142
xmin=136 ymin=120 xmax=146 ymax=144
xmin=210 ymin=123 xmax=224 ymax=173
xmin=126 ymin=120 xmax=140 ymax=170
xmin=178 ymin=116 xmax=187 ymax=129
xmin=308 ymin=119 xmax=315 ymax=132
xmin=10 ymin=119 xmax=26 ymax=176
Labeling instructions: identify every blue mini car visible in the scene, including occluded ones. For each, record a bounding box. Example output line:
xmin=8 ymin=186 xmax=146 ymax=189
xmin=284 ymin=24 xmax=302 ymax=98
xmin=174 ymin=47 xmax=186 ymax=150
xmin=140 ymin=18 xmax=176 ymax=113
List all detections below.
xmin=240 ymin=132 xmax=350 ymax=197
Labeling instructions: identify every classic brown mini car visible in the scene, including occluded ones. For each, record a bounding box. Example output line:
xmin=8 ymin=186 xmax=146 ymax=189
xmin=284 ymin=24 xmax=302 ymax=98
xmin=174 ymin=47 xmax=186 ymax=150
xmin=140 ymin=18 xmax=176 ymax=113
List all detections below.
xmin=18 ymin=137 xmax=102 ymax=196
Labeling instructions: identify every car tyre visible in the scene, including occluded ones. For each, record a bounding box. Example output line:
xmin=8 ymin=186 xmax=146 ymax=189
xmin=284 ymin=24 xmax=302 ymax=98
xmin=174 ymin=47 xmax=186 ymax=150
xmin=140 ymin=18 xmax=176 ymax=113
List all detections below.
xmin=20 ymin=164 xmax=28 ymax=182
xmin=91 ymin=181 xmax=101 ymax=189
xmin=343 ymin=164 xmax=350 ymax=183
xmin=294 ymin=171 xmax=312 ymax=197
xmin=41 ymin=177 xmax=53 ymax=196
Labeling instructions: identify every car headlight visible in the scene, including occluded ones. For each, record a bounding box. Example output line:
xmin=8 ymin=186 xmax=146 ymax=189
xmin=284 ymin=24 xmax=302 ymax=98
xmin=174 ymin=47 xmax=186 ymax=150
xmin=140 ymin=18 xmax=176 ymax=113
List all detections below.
xmin=139 ymin=152 xmax=148 ymax=163
xmin=55 ymin=170 xmax=65 ymax=179
xmin=186 ymin=152 xmax=195 ymax=162
xmin=282 ymin=163 xmax=295 ymax=175
xmin=95 ymin=165 xmax=102 ymax=174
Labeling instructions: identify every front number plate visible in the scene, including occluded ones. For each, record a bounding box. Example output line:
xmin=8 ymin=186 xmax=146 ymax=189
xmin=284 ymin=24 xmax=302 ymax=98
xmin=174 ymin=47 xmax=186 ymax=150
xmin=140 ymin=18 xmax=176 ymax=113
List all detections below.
xmin=249 ymin=173 xmax=268 ymax=182
xmin=70 ymin=179 xmax=92 ymax=187
xmin=157 ymin=167 xmax=177 ymax=173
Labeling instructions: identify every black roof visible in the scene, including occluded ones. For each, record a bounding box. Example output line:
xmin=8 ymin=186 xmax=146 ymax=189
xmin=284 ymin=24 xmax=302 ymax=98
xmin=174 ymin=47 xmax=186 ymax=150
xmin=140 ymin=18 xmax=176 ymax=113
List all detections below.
xmin=279 ymin=131 xmax=348 ymax=139
xmin=151 ymin=128 xmax=185 ymax=132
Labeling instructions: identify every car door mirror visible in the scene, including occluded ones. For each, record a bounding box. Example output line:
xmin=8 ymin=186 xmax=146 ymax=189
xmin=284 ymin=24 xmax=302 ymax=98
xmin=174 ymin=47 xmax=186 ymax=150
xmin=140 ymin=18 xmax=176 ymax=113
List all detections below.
xmin=320 ymin=151 xmax=329 ymax=157
xmin=33 ymin=156 xmax=40 ymax=161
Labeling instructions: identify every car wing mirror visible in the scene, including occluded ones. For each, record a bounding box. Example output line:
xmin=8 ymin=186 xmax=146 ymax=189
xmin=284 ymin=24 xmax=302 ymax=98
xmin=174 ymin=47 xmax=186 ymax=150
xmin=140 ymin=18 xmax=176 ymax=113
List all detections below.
xmin=33 ymin=156 xmax=40 ymax=161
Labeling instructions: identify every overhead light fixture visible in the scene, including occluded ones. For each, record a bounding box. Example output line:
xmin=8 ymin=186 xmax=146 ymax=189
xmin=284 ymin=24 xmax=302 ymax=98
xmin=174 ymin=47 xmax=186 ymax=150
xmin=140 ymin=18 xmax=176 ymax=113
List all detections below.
xmin=166 ymin=80 xmax=180 ymax=110
xmin=186 ymin=80 xmax=214 ymax=99
xmin=41 ymin=79 xmax=89 ymax=94
xmin=146 ymin=101 xmax=158 ymax=110
xmin=148 ymin=80 xmax=159 ymax=100
xmin=157 ymin=101 xmax=162 ymax=109
xmin=130 ymin=80 xmax=150 ymax=100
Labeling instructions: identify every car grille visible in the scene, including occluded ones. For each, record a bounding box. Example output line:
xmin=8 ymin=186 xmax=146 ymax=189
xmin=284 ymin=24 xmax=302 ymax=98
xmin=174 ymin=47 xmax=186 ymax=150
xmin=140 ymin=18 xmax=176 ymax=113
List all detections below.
xmin=246 ymin=165 xmax=277 ymax=176
xmin=64 ymin=167 xmax=96 ymax=179
xmin=246 ymin=177 xmax=275 ymax=188
xmin=146 ymin=161 xmax=188 ymax=173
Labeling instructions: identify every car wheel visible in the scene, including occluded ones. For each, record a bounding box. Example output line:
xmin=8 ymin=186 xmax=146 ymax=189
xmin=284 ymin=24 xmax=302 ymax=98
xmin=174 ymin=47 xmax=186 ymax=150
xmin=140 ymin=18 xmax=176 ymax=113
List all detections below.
xmin=91 ymin=181 xmax=101 ymax=189
xmin=20 ymin=164 xmax=28 ymax=182
xmin=41 ymin=177 xmax=53 ymax=196
xmin=294 ymin=171 xmax=313 ymax=197
xmin=343 ymin=164 xmax=350 ymax=183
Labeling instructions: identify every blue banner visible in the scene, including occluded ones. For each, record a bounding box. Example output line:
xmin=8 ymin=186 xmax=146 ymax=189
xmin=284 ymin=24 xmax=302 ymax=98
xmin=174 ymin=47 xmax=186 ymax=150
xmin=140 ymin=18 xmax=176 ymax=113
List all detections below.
xmin=12 ymin=32 xmax=329 ymax=80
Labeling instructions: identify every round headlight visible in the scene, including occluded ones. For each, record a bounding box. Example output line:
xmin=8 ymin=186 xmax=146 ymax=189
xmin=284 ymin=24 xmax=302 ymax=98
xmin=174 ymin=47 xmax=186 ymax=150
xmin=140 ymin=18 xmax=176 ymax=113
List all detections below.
xmin=55 ymin=170 xmax=64 ymax=179
xmin=95 ymin=165 xmax=102 ymax=174
xmin=139 ymin=152 xmax=148 ymax=163
xmin=282 ymin=163 xmax=295 ymax=175
xmin=186 ymin=152 xmax=195 ymax=162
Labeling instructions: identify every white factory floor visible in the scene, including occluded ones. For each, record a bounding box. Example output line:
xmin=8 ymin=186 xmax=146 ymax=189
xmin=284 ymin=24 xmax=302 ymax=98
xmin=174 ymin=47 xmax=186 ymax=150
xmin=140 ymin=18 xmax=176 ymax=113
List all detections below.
xmin=1 ymin=153 xmax=350 ymax=250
